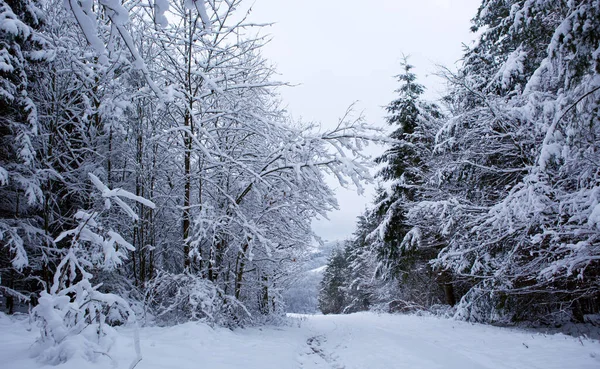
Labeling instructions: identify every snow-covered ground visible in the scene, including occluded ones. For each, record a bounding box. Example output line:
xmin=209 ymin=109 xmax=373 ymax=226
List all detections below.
xmin=1 ymin=312 xmax=598 ymax=368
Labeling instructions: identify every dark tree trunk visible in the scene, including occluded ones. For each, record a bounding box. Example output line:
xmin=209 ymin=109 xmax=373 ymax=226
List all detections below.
xmin=444 ymin=283 xmax=456 ymax=307
xmin=234 ymin=243 xmax=249 ymax=300
xmin=439 ymin=270 xmax=456 ymax=306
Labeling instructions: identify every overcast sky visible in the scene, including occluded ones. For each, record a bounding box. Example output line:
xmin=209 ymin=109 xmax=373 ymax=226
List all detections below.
xmin=246 ymin=0 xmax=481 ymax=242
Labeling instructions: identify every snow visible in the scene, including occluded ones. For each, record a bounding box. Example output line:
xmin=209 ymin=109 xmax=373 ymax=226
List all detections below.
xmin=2 ymin=226 xmax=28 ymax=270
xmin=154 ymin=0 xmax=169 ymax=27
xmin=185 ymin=0 xmax=212 ymax=32
xmin=0 ymin=49 xmax=15 ymax=73
xmin=64 ymin=0 xmax=107 ymax=64
xmin=89 ymin=173 xmax=156 ymax=217
xmin=588 ymin=203 xmax=600 ymax=230
xmin=98 ymin=0 xmax=129 ymax=25
xmin=0 ymin=2 xmax=31 ymax=37
xmin=309 ymin=265 xmax=326 ymax=273
xmin=2 ymin=312 xmax=598 ymax=369
xmin=495 ymin=47 xmax=527 ymax=89
xmin=0 ymin=166 xmax=8 ymax=185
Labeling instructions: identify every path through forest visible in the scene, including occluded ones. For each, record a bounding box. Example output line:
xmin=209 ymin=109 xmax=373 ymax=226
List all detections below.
xmin=1 ymin=312 xmax=598 ymax=368
xmin=293 ymin=313 xmax=598 ymax=369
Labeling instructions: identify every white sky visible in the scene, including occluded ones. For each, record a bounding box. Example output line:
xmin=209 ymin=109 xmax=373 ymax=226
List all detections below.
xmin=246 ymin=0 xmax=481 ymax=242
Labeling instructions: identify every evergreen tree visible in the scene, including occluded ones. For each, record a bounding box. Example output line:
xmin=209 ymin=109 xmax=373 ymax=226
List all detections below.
xmin=373 ymin=59 xmax=442 ymax=272
xmin=318 ymin=247 xmax=349 ymax=315
xmin=422 ymin=0 xmax=600 ymax=324
xmin=370 ymin=60 xmax=450 ymax=307
xmin=0 ymin=0 xmax=50 ymax=313
xmin=343 ymin=211 xmax=379 ymax=313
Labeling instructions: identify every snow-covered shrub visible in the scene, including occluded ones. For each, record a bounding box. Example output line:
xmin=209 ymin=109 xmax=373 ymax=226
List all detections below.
xmin=32 ymin=281 xmax=134 ymax=364
xmin=144 ymin=271 xmax=259 ymax=327
xmin=427 ymin=304 xmax=456 ymax=318
xmin=144 ymin=271 xmax=218 ymax=325
xmin=453 ymin=286 xmax=508 ymax=324
xmin=31 ymin=174 xmax=151 ymax=364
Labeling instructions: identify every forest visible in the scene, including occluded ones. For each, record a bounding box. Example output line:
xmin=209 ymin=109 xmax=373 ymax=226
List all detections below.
xmin=319 ymin=0 xmax=600 ymax=326
xmin=0 ymin=0 xmax=599 ymax=365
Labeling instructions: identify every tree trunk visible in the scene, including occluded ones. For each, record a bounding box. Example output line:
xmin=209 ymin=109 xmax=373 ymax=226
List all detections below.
xmin=234 ymin=243 xmax=249 ymax=300
xmin=444 ymin=283 xmax=456 ymax=307
xmin=182 ymin=11 xmax=194 ymax=271
xmin=439 ymin=270 xmax=456 ymax=306
xmin=182 ymin=110 xmax=192 ymax=271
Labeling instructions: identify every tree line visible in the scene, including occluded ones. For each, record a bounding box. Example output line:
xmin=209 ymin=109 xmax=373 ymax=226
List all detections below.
xmin=319 ymin=0 xmax=600 ymax=327
xmin=0 ymin=0 xmax=382 ymax=363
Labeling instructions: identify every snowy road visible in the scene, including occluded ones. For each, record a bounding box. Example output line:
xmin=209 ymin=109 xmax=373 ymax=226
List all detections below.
xmin=293 ymin=314 xmax=598 ymax=369
xmin=1 ymin=312 xmax=599 ymax=368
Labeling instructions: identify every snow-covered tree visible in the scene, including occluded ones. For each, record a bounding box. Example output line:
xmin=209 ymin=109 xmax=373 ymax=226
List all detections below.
xmin=342 ymin=211 xmax=381 ymax=313
xmin=369 ymin=61 xmax=451 ymax=307
xmin=0 ymin=0 xmax=52 ymax=313
xmin=425 ymin=0 xmax=600 ymax=324
xmin=318 ymin=247 xmax=349 ymax=315
xmin=332 ymin=0 xmax=599 ymax=326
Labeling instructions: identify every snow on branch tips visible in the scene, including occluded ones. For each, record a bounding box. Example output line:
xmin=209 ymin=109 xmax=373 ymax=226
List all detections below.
xmin=317 ymin=106 xmax=389 ymax=193
xmin=89 ymin=173 xmax=155 ymax=219
xmin=65 ymin=0 xmax=163 ymax=96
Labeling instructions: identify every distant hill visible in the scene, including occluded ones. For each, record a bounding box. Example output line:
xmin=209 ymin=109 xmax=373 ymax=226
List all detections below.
xmin=282 ymin=240 xmax=344 ymax=313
